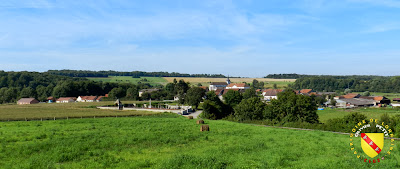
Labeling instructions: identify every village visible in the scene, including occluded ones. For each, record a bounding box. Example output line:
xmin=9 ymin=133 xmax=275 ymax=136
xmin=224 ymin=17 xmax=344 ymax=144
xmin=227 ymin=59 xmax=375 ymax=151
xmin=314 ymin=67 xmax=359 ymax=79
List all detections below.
xmin=15 ymin=77 xmax=399 ymax=110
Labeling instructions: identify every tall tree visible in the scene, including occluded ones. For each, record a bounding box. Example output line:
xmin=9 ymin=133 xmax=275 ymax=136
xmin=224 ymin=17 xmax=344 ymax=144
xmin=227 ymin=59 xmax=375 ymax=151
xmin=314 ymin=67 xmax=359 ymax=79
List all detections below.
xmin=223 ymin=90 xmax=243 ymax=107
xmin=185 ymin=87 xmax=206 ymax=109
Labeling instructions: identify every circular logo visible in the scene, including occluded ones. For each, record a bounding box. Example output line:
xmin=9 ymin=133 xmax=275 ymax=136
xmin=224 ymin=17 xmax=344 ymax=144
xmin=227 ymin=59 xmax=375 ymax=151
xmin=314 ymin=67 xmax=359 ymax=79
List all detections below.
xmin=349 ymin=118 xmax=395 ymax=163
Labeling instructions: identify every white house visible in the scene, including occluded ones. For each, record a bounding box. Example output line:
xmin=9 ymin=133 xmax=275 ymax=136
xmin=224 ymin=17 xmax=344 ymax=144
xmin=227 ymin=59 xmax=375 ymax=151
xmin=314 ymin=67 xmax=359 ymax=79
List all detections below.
xmin=77 ymin=96 xmax=98 ymax=102
xmin=56 ymin=97 xmax=77 ymax=103
xmin=139 ymin=89 xmax=159 ymax=97
xmin=225 ymin=83 xmax=250 ymax=90
xmin=262 ymin=89 xmax=283 ymax=101
xmin=209 ymin=82 xmax=228 ymax=91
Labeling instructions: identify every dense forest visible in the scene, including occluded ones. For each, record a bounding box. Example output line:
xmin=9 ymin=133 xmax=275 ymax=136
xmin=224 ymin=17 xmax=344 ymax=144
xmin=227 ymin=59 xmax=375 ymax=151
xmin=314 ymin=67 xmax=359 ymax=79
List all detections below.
xmin=47 ymin=70 xmax=226 ymax=78
xmin=264 ymin=73 xmax=312 ymax=79
xmin=0 ymin=71 xmax=153 ymax=103
xmin=290 ymin=76 xmax=400 ymax=93
xmin=265 ymin=73 xmax=385 ymax=80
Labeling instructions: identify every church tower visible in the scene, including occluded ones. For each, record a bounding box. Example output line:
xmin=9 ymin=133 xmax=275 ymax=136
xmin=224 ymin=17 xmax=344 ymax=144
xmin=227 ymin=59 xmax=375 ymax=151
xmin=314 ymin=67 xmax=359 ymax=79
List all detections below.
xmin=226 ymin=76 xmax=231 ymax=85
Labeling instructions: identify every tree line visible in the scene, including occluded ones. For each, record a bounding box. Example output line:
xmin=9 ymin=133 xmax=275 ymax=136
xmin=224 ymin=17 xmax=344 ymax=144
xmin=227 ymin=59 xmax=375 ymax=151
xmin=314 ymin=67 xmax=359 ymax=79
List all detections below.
xmin=0 ymin=71 xmax=152 ymax=103
xmin=47 ymin=70 xmax=226 ymax=78
xmin=290 ymin=76 xmax=400 ymax=93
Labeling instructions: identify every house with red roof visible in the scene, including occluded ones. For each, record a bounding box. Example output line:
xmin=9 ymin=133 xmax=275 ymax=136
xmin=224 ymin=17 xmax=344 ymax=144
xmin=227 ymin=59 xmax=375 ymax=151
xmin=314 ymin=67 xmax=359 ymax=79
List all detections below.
xmin=77 ymin=96 xmax=98 ymax=102
xmin=56 ymin=97 xmax=77 ymax=103
xmin=225 ymin=83 xmax=250 ymax=90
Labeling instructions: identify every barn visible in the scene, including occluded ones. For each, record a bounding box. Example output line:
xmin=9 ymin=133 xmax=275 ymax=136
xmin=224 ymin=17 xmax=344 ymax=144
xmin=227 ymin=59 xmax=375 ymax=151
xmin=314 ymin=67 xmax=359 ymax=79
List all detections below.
xmin=17 ymin=98 xmax=39 ymax=105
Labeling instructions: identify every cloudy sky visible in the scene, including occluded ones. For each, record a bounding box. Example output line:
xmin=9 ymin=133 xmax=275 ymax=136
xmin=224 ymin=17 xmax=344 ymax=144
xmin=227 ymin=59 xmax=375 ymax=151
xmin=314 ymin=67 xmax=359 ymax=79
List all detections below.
xmin=1 ymin=0 xmax=400 ymax=77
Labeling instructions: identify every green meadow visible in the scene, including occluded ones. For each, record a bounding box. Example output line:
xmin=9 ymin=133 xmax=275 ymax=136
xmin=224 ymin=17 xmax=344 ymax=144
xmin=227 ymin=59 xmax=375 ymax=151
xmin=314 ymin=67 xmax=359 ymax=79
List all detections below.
xmin=317 ymin=107 xmax=400 ymax=123
xmin=87 ymin=76 xmax=168 ymax=86
xmin=0 ymin=114 xmax=398 ymax=168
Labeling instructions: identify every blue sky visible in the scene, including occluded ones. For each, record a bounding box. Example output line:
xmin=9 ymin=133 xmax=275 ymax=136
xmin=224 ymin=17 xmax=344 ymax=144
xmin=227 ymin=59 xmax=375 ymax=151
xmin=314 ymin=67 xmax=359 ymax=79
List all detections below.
xmin=1 ymin=0 xmax=400 ymax=77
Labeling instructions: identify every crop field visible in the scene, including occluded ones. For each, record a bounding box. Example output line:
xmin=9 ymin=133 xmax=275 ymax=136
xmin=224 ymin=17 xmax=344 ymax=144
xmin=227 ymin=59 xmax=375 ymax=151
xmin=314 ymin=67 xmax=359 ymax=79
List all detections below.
xmin=0 ymin=101 xmax=159 ymax=121
xmin=0 ymin=114 xmax=398 ymax=168
xmin=164 ymin=77 xmax=295 ymax=88
xmin=87 ymin=76 xmax=168 ymax=86
xmin=317 ymin=107 xmax=400 ymax=123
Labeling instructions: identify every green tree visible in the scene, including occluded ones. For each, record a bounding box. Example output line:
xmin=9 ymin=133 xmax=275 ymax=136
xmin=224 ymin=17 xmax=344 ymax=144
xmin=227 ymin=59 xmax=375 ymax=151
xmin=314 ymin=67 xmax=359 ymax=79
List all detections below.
xmin=20 ymin=87 xmax=36 ymax=98
xmin=362 ymin=91 xmax=370 ymax=96
xmin=201 ymin=91 xmax=231 ymax=119
xmin=344 ymin=88 xmax=352 ymax=94
xmin=223 ymin=90 xmax=243 ymax=107
xmin=126 ymin=87 xmax=138 ymax=100
xmin=242 ymin=88 xmax=257 ymax=100
xmin=185 ymin=87 xmax=206 ymax=109
xmin=234 ymin=97 xmax=266 ymax=121
xmin=266 ymin=89 xmax=319 ymax=123
xmin=273 ymin=83 xmax=278 ymax=89
xmin=109 ymin=87 xmax=126 ymax=99
xmin=36 ymin=85 xmax=48 ymax=101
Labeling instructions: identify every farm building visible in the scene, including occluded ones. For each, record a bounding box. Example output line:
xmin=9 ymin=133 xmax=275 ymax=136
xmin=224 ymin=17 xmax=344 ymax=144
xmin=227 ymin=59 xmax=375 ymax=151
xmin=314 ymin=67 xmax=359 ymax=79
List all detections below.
xmin=209 ymin=82 xmax=228 ymax=91
xmin=96 ymin=96 xmax=105 ymax=102
xmin=392 ymin=98 xmax=400 ymax=107
xmin=299 ymin=89 xmax=313 ymax=94
xmin=56 ymin=97 xmax=77 ymax=103
xmin=47 ymin=97 xmax=56 ymax=103
xmin=139 ymin=89 xmax=160 ymax=97
xmin=77 ymin=96 xmax=98 ymax=102
xmin=359 ymin=96 xmax=391 ymax=105
xmin=17 ymin=98 xmax=39 ymax=105
xmin=225 ymin=83 xmax=250 ymax=90
xmin=336 ymin=98 xmax=376 ymax=108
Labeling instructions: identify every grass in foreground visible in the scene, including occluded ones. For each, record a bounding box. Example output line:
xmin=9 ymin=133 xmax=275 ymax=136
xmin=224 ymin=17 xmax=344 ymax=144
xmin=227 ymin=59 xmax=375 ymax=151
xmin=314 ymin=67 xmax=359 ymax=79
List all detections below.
xmin=0 ymin=114 xmax=398 ymax=168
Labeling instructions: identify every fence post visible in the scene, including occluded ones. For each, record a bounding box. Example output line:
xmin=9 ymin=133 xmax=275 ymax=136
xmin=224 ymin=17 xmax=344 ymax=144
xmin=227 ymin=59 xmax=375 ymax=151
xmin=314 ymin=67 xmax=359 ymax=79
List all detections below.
xmin=25 ymin=117 xmax=27 ymax=121
xmin=67 ymin=117 xmax=69 ymax=120
xmin=54 ymin=117 xmax=56 ymax=121
xmin=41 ymin=118 xmax=43 ymax=121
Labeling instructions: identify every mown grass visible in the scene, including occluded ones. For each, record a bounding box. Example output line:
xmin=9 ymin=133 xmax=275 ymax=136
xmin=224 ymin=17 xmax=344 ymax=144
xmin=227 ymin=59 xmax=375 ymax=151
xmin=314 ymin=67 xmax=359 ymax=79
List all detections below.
xmin=0 ymin=114 xmax=398 ymax=168
xmin=88 ymin=76 xmax=168 ymax=86
xmin=318 ymin=107 xmax=400 ymax=123
xmin=0 ymin=101 xmax=159 ymax=121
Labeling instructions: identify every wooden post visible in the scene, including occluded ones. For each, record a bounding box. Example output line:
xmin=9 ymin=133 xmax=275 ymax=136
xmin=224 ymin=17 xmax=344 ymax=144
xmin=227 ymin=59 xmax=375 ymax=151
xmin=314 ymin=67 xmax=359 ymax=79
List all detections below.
xmin=25 ymin=117 xmax=27 ymax=121
xmin=67 ymin=117 xmax=69 ymax=120
xmin=54 ymin=117 xmax=56 ymax=121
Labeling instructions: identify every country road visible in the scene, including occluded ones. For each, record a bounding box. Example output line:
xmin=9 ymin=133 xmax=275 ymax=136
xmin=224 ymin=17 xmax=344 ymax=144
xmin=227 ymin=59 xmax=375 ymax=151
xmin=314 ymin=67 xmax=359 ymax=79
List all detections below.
xmin=183 ymin=110 xmax=202 ymax=119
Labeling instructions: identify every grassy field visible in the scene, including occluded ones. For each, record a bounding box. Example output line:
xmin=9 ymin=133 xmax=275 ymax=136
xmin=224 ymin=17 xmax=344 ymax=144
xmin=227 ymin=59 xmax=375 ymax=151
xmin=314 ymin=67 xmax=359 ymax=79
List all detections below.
xmin=0 ymin=101 xmax=159 ymax=121
xmin=88 ymin=76 xmax=168 ymax=86
xmin=0 ymin=114 xmax=398 ymax=168
xmin=164 ymin=77 xmax=295 ymax=88
xmin=318 ymin=107 xmax=400 ymax=123
xmin=86 ymin=76 xmax=294 ymax=88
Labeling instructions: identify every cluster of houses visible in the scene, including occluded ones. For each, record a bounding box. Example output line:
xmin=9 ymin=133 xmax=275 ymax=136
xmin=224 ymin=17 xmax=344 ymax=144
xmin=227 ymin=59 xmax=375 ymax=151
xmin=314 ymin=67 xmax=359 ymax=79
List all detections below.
xmin=17 ymin=95 xmax=107 ymax=105
xmin=330 ymin=93 xmax=391 ymax=108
